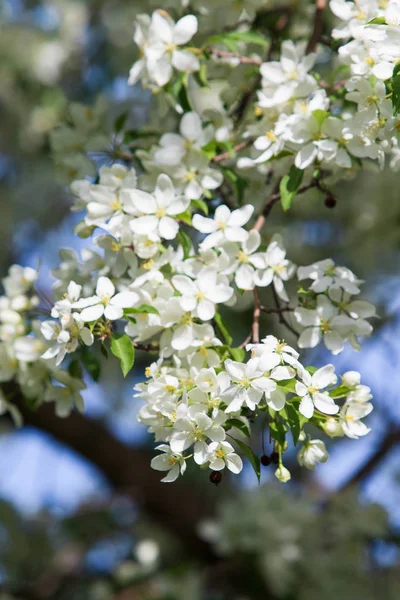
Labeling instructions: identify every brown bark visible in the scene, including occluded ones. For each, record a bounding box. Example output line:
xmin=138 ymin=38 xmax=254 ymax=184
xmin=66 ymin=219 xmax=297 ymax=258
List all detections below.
xmin=14 ymin=395 xmax=214 ymax=560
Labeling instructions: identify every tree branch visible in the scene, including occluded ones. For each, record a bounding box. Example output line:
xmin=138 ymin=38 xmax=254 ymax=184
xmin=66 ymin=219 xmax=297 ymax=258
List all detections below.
xmin=340 ymin=427 xmax=400 ymax=491
xmin=306 ymin=0 xmax=327 ymax=54
xmin=11 ymin=389 xmax=214 ymax=560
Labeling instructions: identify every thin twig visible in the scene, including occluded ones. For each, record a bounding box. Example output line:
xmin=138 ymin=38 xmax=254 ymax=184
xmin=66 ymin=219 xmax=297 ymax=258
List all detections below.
xmin=207 ymin=48 xmax=262 ymax=65
xmin=212 ymin=140 xmax=253 ymax=163
xmin=306 ymin=0 xmax=327 ymax=54
xmin=252 ymin=289 xmax=261 ymax=344
xmin=254 ymin=181 xmax=317 ymax=232
xmin=133 ymin=342 xmax=158 ymax=352
xmin=238 ymin=289 xmax=261 ymax=348
xmin=260 ymin=305 xmax=294 ymax=314
xmin=271 ymin=285 xmax=299 ymax=338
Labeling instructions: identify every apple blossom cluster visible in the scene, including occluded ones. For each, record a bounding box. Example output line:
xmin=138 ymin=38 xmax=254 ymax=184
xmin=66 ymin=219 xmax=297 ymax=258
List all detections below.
xmin=0 ymin=266 xmax=86 ymax=420
xmin=24 ymin=158 xmax=373 ymax=483
xmin=1 ymin=1 xmax=386 ymax=485
xmin=126 ymin=5 xmax=400 ymax=179
xmin=136 ymin=338 xmax=372 ymax=482
xmin=128 ymin=11 xmax=200 ymax=89
xmin=295 ymin=259 xmax=376 ymax=354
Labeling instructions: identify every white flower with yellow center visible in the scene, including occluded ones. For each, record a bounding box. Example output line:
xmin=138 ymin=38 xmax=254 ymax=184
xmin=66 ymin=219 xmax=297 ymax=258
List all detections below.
xmin=151 ymin=444 xmax=187 ymax=483
xmin=172 ymin=268 xmax=233 ymax=321
xmin=295 ymin=365 xmax=339 ymax=419
xmin=193 ymin=204 xmax=254 ymax=251
xmin=131 ymin=11 xmax=199 ymax=88
xmin=207 ymin=441 xmax=243 ymax=474
xmin=129 ymin=174 xmax=189 ymax=241
xmin=73 ymin=276 xmax=139 ymax=322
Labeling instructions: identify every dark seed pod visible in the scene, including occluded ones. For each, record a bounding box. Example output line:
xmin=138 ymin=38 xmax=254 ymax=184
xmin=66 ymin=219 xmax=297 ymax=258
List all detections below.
xmin=209 ymin=471 xmax=222 ymax=486
xmin=260 ymin=454 xmax=271 ymax=467
xmin=324 ymin=194 xmax=337 ymax=209
xmin=270 ymin=451 xmax=280 ymax=465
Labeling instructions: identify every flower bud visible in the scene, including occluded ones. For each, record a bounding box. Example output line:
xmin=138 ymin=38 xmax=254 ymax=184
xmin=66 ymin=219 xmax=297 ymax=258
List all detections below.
xmin=298 ymin=439 xmax=328 ymax=470
xmin=323 ymin=418 xmax=344 ymax=438
xmin=275 ymin=465 xmax=291 ymax=483
xmin=342 ymin=371 xmax=361 ymax=388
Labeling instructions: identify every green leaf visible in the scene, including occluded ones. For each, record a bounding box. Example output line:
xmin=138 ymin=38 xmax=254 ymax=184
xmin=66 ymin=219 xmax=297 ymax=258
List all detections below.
xmin=230 ymin=347 xmax=246 ymax=362
xmin=285 ymin=404 xmax=301 ymax=445
xmin=124 ymin=304 xmax=159 ymax=316
xmin=277 ymin=378 xmax=297 ymax=394
xmin=169 ymin=72 xmax=192 ymax=112
xmin=123 ymin=129 xmax=158 ymax=144
xmin=305 ymin=365 xmax=318 ymax=375
xmin=235 ymin=439 xmax=261 ymax=482
xmin=226 ymin=31 xmax=268 ymax=47
xmin=269 ymin=420 xmax=287 ymax=446
xmin=329 ymin=385 xmax=350 ymax=398
xmin=279 ymin=165 xmax=304 ymax=211
xmin=191 ymin=198 xmax=209 ymax=215
xmin=100 ymin=344 xmax=108 ymax=359
xmin=110 ymin=333 xmax=135 ymax=377
xmin=312 ymin=109 xmax=329 ymax=128
xmin=81 ymin=347 xmax=101 ymax=382
xmin=73 ymin=222 xmax=95 ymax=239
xmin=392 ymin=68 xmax=400 ymax=115
xmin=206 ymin=30 xmax=268 ymax=50
xmin=367 ymin=16 xmax=387 ymax=24
xmin=201 ymin=140 xmax=218 ymax=159
xmin=222 ymin=167 xmax=248 ymax=205
xmin=177 ymin=230 xmax=193 ymax=259
xmin=193 ymin=62 xmax=209 ymax=88
xmin=68 ymin=359 xmax=83 ymax=380
xmin=205 ymin=33 xmax=238 ymax=52
xmin=214 ymin=312 xmax=233 ymax=345
xmin=114 ymin=111 xmax=128 ymax=134
xmin=176 ymin=210 xmax=192 ymax=226
xmin=225 ymin=418 xmax=251 ymax=438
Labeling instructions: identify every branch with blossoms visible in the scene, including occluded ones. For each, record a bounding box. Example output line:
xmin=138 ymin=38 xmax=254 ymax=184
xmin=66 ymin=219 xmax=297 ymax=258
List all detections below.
xmin=3 ymin=0 xmax=399 ymax=485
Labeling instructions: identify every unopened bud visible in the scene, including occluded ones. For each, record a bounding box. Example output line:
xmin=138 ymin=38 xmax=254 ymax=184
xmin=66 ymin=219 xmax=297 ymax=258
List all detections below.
xmin=323 ymin=418 xmax=344 ymax=438
xmin=275 ymin=464 xmax=291 ymax=483
xmin=342 ymin=371 xmax=361 ymax=388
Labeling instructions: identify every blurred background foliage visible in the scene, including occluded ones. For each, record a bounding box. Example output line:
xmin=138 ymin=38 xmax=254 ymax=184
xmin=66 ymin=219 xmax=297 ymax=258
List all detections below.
xmin=0 ymin=0 xmax=399 ymax=598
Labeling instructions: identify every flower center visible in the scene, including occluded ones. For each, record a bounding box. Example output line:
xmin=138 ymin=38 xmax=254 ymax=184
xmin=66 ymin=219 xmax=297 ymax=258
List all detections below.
xmin=266 ymin=130 xmax=277 ymax=142
xmin=143 ymin=259 xmax=154 ymax=270
xmin=320 ymin=318 xmax=331 ymax=333
xmin=185 ymin=170 xmax=197 ymax=182
xmin=155 ymin=207 xmax=166 ymax=218
xmin=237 ymin=250 xmax=249 ymax=263
xmin=215 ymin=448 xmax=226 ymax=459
